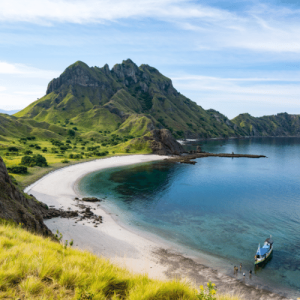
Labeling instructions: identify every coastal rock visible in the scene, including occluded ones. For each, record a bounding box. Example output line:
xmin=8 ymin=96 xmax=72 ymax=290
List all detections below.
xmin=0 ymin=156 xmax=53 ymax=236
xmin=82 ymin=197 xmax=101 ymax=202
xmin=144 ymin=129 xmax=185 ymax=155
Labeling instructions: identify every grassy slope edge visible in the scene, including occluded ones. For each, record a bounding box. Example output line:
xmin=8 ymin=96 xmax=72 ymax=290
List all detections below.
xmin=0 ymin=220 xmax=239 ymax=300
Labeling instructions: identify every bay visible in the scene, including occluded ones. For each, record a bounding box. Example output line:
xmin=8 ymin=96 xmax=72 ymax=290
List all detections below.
xmin=78 ymin=137 xmax=300 ymax=298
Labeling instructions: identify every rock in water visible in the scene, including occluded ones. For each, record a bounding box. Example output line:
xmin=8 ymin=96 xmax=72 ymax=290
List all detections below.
xmin=82 ymin=197 xmax=101 ymax=202
xmin=145 ymin=129 xmax=185 ymax=155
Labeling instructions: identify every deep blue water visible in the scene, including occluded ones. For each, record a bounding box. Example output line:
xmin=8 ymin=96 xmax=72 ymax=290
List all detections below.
xmin=78 ymin=137 xmax=300 ymax=297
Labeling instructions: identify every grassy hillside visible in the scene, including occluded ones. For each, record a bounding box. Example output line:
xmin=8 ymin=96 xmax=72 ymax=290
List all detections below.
xmin=12 ymin=59 xmax=300 ymax=140
xmin=231 ymin=112 xmax=300 ymax=136
xmin=0 ymin=129 xmax=152 ymax=188
xmin=15 ymin=59 xmax=242 ymax=139
xmin=0 ymin=220 xmax=239 ymax=300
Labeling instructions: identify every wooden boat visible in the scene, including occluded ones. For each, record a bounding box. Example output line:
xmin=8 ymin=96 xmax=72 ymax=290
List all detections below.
xmin=254 ymin=236 xmax=273 ymax=266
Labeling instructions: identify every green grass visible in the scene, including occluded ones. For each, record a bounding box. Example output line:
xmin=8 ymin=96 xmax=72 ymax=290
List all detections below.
xmin=0 ymin=221 xmax=240 ymax=300
xmin=1 ymin=134 xmax=152 ymax=188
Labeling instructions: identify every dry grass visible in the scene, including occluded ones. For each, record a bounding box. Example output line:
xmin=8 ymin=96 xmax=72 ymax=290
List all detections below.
xmin=0 ymin=221 xmax=241 ymax=300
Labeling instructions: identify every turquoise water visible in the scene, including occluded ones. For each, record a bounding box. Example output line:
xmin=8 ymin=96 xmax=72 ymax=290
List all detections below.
xmin=78 ymin=138 xmax=300 ymax=297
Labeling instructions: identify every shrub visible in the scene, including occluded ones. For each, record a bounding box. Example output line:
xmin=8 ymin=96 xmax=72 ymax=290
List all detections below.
xmin=61 ymin=159 xmax=70 ymax=164
xmin=68 ymin=129 xmax=75 ymax=137
xmin=26 ymin=136 xmax=36 ymax=140
xmin=50 ymin=139 xmax=64 ymax=147
xmin=35 ymin=145 xmax=41 ymax=150
xmin=24 ymin=150 xmax=33 ymax=155
xmin=8 ymin=146 xmax=19 ymax=152
xmin=21 ymin=154 xmax=48 ymax=167
xmin=7 ymin=166 xmax=28 ymax=174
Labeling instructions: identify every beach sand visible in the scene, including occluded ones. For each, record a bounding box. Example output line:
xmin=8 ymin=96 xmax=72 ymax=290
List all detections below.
xmin=25 ymin=154 xmax=291 ymax=300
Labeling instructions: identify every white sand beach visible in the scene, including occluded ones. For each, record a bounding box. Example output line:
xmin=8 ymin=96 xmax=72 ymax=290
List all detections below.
xmin=25 ymin=154 xmax=291 ymax=299
xmin=25 ymin=155 xmax=170 ymax=280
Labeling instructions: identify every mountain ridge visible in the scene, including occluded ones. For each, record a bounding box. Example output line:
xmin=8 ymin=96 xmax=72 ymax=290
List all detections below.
xmin=13 ymin=59 xmax=300 ymax=140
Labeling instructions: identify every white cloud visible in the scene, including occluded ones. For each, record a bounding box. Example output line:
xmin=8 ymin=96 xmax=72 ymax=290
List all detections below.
xmin=0 ymin=61 xmax=58 ymax=79
xmin=0 ymin=61 xmax=58 ymax=110
xmin=171 ymin=73 xmax=300 ymax=118
xmin=172 ymin=74 xmax=300 ymax=99
xmin=1 ymin=1 xmax=300 ymax=53
xmin=0 ymin=0 xmax=220 ymax=24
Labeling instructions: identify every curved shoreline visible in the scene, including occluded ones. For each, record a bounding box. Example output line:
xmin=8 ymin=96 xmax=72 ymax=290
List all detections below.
xmin=26 ymin=154 xmax=290 ymax=300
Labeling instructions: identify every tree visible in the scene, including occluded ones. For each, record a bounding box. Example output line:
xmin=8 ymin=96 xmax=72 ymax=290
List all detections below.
xmin=68 ymin=129 xmax=75 ymax=137
xmin=8 ymin=147 xmax=18 ymax=152
xmin=21 ymin=154 xmax=48 ymax=167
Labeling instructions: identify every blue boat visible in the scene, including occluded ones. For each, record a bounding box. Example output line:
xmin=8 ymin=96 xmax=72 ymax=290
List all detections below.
xmin=254 ymin=236 xmax=273 ymax=266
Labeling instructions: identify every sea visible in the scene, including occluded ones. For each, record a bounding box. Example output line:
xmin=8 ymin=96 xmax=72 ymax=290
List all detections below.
xmin=78 ymin=137 xmax=300 ymax=298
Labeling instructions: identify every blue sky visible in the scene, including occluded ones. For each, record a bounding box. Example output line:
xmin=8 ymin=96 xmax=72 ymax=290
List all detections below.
xmin=1 ymin=0 xmax=300 ymax=118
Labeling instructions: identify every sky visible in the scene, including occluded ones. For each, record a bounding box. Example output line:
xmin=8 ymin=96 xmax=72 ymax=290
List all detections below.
xmin=1 ymin=0 xmax=300 ymax=119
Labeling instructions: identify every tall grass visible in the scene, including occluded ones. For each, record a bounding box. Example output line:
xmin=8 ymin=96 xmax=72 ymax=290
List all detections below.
xmin=0 ymin=221 xmax=239 ymax=299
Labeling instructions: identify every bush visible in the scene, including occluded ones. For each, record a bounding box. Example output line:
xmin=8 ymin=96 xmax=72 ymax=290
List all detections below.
xmin=26 ymin=136 xmax=36 ymax=140
xmin=24 ymin=150 xmax=33 ymax=155
xmin=61 ymin=159 xmax=70 ymax=164
xmin=8 ymin=147 xmax=19 ymax=152
xmin=21 ymin=154 xmax=48 ymax=167
xmin=68 ymin=129 xmax=75 ymax=137
xmin=7 ymin=166 xmax=28 ymax=174
xmin=50 ymin=139 xmax=64 ymax=147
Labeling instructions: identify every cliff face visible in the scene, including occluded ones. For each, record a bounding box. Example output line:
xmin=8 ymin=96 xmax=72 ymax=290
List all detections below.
xmin=0 ymin=157 xmax=53 ymax=236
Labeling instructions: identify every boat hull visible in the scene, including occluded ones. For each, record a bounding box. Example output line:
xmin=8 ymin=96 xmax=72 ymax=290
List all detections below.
xmin=254 ymin=247 xmax=273 ymax=266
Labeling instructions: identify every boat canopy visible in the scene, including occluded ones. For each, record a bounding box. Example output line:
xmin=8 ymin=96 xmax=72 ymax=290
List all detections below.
xmin=257 ymin=247 xmax=269 ymax=256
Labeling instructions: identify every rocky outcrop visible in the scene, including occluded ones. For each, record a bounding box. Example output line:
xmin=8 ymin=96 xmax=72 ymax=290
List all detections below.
xmin=0 ymin=157 xmax=80 ymax=236
xmin=0 ymin=157 xmax=54 ymax=236
xmin=145 ymin=129 xmax=185 ymax=155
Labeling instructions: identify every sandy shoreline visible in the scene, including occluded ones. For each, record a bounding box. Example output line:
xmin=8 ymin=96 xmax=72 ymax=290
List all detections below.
xmin=25 ymin=154 xmax=291 ymax=300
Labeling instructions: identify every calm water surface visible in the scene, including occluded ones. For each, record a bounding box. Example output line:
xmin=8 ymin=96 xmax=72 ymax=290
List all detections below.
xmin=79 ymin=138 xmax=300 ymax=298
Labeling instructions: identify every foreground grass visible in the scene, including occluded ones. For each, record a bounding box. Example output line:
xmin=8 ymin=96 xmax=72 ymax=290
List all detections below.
xmin=0 ymin=221 xmax=240 ymax=300
xmin=0 ymin=221 xmax=194 ymax=299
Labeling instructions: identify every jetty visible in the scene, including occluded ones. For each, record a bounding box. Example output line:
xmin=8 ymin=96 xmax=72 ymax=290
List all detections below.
xmin=167 ymin=152 xmax=266 ymax=165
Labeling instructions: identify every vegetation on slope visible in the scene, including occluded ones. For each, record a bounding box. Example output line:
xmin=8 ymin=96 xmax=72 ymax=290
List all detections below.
xmin=0 ymin=131 xmax=150 ymax=188
xmin=0 ymin=220 xmax=239 ymax=300
xmin=14 ymin=59 xmax=242 ymax=139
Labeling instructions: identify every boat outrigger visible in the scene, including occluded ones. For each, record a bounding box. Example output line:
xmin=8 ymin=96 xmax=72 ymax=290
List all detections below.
xmin=254 ymin=236 xmax=273 ymax=266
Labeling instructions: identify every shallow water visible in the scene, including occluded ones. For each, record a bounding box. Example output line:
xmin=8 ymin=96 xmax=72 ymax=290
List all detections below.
xmin=78 ymin=137 xmax=300 ymax=298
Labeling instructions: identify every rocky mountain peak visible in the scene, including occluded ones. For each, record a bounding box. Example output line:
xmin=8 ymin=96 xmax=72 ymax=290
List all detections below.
xmin=46 ymin=60 xmax=101 ymax=94
xmin=111 ymin=59 xmax=140 ymax=86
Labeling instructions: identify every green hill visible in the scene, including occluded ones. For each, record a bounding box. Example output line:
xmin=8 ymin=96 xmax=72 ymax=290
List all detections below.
xmin=6 ymin=59 xmax=300 ymax=141
xmin=0 ymin=114 xmax=65 ymax=140
xmin=231 ymin=112 xmax=300 ymax=136
xmin=15 ymin=59 xmax=243 ymax=139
